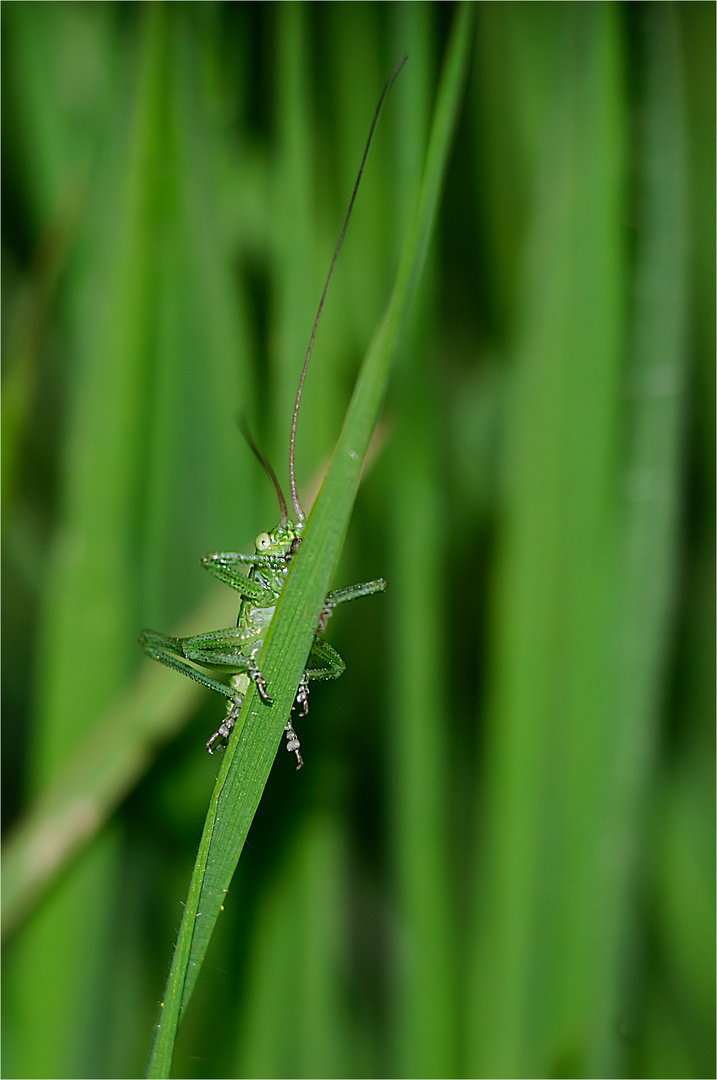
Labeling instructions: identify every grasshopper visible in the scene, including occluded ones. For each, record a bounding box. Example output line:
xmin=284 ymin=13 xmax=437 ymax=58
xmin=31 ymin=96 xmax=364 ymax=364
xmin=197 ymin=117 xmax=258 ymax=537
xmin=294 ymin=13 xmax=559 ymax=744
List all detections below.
xmin=139 ymin=60 xmax=405 ymax=768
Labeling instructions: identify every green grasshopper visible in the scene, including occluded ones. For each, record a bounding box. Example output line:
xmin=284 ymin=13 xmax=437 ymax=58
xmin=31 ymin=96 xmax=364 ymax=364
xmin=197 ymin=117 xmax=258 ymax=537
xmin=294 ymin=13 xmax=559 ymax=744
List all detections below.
xmin=139 ymin=60 xmax=405 ymax=768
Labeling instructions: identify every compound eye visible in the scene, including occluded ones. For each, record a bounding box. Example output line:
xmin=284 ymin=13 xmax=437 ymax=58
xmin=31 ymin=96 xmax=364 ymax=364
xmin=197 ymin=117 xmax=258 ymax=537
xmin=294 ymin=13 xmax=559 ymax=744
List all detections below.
xmin=255 ymin=532 xmax=272 ymax=552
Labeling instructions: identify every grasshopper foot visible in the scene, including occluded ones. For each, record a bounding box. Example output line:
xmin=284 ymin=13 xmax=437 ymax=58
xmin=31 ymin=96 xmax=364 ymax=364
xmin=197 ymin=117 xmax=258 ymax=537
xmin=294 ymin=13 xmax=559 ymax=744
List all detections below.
xmin=247 ymin=655 xmax=273 ymax=704
xmin=206 ymin=726 xmax=229 ymax=754
xmin=282 ymin=674 xmax=309 ymax=768
xmin=294 ymin=673 xmax=310 ymax=717
xmin=207 ymin=694 xmax=242 ymax=754
xmin=284 ymin=718 xmax=304 ymax=770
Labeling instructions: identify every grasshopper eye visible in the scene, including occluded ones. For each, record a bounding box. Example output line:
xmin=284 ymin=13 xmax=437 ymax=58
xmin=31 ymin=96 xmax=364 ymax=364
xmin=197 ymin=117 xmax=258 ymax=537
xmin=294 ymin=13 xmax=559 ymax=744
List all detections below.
xmin=255 ymin=532 xmax=272 ymax=552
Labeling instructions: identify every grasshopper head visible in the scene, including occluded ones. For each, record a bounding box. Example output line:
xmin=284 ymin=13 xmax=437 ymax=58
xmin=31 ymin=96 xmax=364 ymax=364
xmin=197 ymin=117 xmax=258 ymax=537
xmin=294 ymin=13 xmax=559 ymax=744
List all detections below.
xmin=254 ymin=521 xmax=302 ymax=559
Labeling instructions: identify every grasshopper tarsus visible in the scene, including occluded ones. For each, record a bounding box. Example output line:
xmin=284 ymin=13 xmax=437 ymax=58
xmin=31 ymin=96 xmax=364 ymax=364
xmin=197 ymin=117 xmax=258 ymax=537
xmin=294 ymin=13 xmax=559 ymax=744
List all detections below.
xmin=206 ymin=731 xmax=224 ymax=755
xmin=284 ymin=719 xmax=304 ymax=769
xmin=294 ymin=674 xmax=310 ymax=717
xmin=256 ymin=679 xmax=273 ymax=705
xmin=246 ymin=655 xmax=273 ymax=705
xmin=206 ymin=693 xmax=242 ymax=754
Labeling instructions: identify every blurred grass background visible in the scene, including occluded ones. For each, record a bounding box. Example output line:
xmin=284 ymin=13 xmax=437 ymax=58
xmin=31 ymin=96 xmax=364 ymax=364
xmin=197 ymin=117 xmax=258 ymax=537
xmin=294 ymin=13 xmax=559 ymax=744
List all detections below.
xmin=1 ymin=3 xmax=713 ymax=1078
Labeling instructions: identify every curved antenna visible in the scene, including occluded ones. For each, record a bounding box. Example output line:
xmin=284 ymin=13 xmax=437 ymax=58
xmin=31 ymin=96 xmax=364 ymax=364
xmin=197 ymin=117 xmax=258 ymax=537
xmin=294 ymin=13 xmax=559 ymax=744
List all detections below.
xmin=289 ymin=55 xmax=408 ymax=524
xmin=240 ymin=417 xmax=288 ymax=526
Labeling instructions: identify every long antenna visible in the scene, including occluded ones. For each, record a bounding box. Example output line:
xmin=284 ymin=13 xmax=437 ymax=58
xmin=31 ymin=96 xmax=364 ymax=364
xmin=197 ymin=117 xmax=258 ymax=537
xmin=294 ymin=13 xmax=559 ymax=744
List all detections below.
xmin=288 ymin=56 xmax=408 ymax=524
xmin=240 ymin=418 xmax=289 ymax=526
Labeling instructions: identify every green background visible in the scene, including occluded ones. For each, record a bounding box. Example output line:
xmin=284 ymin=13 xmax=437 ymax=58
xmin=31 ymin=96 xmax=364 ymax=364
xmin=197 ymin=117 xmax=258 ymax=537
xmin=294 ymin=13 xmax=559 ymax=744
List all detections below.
xmin=2 ymin=3 xmax=714 ymax=1078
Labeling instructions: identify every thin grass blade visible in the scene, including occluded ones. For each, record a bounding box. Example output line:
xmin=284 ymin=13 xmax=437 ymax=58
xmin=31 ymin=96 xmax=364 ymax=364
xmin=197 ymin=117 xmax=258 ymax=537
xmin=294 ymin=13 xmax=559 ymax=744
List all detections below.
xmin=147 ymin=10 xmax=472 ymax=1075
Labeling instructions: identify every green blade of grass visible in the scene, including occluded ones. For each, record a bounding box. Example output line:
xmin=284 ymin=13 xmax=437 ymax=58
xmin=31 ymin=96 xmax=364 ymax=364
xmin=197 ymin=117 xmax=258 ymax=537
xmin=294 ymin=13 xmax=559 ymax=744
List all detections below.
xmin=385 ymin=5 xmax=458 ymax=1076
xmin=589 ymin=5 xmax=691 ymax=1071
xmin=5 ymin=8 xmax=179 ymax=1077
xmin=468 ymin=6 xmax=627 ymax=1075
xmin=147 ymin=9 xmax=472 ymax=1075
xmin=231 ymin=814 xmax=350 ymax=1078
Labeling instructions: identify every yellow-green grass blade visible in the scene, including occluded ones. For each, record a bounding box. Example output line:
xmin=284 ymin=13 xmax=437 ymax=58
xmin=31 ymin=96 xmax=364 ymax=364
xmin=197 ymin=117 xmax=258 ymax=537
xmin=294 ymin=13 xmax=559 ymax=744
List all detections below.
xmin=147 ymin=10 xmax=472 ymax=1074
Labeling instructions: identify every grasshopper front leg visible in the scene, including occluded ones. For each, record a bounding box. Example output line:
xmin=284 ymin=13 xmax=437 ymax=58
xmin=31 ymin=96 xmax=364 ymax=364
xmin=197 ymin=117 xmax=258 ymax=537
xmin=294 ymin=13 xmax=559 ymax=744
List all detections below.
xmin=317 ymin=578 xmax=387 ymax=632
xmin=200 ymin=551 xmax=288 ymax=598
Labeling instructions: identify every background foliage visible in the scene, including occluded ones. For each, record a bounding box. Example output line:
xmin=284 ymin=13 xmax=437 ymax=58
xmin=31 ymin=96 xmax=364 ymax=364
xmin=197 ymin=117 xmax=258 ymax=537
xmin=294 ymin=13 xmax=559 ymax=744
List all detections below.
xmin=2 ymin=3 xmax=713 ymax=1079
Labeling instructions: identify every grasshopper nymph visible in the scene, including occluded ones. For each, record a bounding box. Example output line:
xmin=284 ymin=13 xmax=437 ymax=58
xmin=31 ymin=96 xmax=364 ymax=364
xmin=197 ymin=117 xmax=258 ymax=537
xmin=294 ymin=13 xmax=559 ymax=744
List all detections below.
xmin=139 ymin=59 xmax=406 ymax=767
